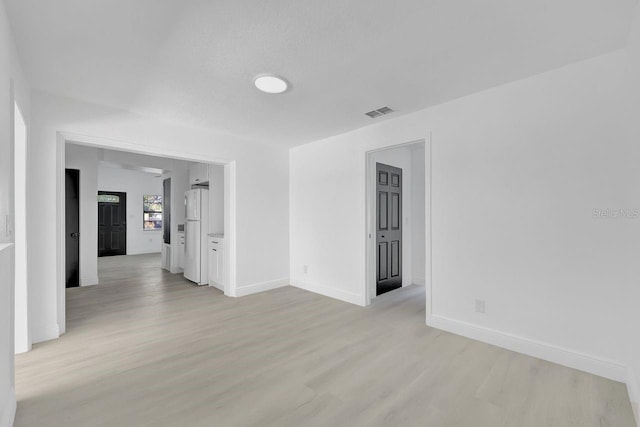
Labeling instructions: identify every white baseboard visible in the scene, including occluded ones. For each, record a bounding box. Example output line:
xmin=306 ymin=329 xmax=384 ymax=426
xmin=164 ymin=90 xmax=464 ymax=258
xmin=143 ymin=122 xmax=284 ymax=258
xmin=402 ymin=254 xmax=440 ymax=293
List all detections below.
xmin=627 ymin=368 xmax=639 ymax=426
xmin=81 ymin=275 xmax=99 ymax=287
xmin=127 ymin=250 xmax=161 ymax=256
xmin=291 ymin=278 xmax=365 ymax=306
xmin=14 ymin=340 xmax=31 ymax=355
xmin=236 ymin=278 xmax=289 ymax=297
xmin=31 ymin=322 xmax=61 ymax=344
xmin=0 ymin=387 xmax=16 ymax=427
xmin=412 ymin=276 xmax=426 ymax=286
xmin=427 ymin=314 xmax=627 ymax=383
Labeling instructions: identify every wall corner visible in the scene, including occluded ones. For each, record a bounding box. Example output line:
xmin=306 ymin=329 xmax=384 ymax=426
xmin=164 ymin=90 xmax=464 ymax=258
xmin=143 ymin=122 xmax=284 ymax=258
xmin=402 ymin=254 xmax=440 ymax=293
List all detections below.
xmin=0 ymin=387 xmax=16 ymax=427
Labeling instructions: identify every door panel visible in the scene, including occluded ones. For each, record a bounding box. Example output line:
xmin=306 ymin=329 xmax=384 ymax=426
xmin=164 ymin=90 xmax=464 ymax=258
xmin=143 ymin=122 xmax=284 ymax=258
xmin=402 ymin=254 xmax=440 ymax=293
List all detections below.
xmin=110 ymin=231 xmax=121 ymax=250
xmin=378 ymin=242 xmax=388 ymax=280
xmin=390 ymin=240 xmax=400 ymax=277
xmin=98 ymin=191 xmax=127 ymax=257
xmin=378 ymin=192 xmax=388 ymax=230
xmin=391 ymin=193 xmax=400 ymax=229
xmin=376 ymin=163 xmax=402 ymax=296
xmin=379 ymin=170 xmax=388 ymax=185
xmin=65 ymin=169 xmax=80 ymax=288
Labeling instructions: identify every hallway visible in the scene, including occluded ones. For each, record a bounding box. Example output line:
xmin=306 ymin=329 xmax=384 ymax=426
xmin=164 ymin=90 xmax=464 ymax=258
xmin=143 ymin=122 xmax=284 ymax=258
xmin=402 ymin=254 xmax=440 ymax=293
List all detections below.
xmin=14 ymin=255 xmax=635 ymax=426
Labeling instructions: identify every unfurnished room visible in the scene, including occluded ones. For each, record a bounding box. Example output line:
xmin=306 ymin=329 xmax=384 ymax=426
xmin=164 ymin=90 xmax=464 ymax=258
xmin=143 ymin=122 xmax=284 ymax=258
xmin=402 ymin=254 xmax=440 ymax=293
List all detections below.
xmin=1 ymin=1 xmax=640 ymax=426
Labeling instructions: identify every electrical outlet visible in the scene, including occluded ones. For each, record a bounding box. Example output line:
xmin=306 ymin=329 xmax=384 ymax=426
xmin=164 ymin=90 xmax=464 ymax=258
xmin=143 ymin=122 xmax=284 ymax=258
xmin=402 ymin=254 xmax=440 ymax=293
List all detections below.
xmin=303 ymin=265 xmax=308 ymax=274
xmin=475 ymin=299 xmax=486 ymax=314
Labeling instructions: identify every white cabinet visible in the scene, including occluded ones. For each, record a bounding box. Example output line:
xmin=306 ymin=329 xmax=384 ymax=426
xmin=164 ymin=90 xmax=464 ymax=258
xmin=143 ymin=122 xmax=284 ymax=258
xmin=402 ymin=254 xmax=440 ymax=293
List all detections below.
xmin=208 ymin=236 xmax=224 ymax=291
xmin=162 ymin=243 xmax=171 ymax=271
xmin=189 ymin=163 xmax=209 ymax=186
xmin=177 ymin=233 xmax=185 ymax=269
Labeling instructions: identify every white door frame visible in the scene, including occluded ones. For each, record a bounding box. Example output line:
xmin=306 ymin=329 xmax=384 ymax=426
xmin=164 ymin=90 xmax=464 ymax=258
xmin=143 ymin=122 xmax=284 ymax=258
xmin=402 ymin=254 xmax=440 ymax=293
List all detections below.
xmin=55 ymin=131 xmax=237 ymax=334
xmin=13 ymin=94 xmax=31 ymax=354
xmin=364 ymin=137 xmax=432 ymax=319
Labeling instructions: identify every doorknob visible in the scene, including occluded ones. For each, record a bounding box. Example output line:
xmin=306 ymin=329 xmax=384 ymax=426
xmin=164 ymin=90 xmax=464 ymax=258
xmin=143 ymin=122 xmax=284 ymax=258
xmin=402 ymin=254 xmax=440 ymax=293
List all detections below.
xmin=70 ymin=232 xmax=80 ymax=238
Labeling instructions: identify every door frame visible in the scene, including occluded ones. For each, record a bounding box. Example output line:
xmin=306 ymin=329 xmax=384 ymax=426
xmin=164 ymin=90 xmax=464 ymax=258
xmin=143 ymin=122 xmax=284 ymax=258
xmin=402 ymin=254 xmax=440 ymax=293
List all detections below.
xmin=13 ymin=96 xmax=31 ymax=354
xmin=97 ymin=190 xmax=127 ymax=257
xmin=365 ymin=138 xmax=431 ymax=315
xmin=55 ymin=132 xmax=238 ymax=335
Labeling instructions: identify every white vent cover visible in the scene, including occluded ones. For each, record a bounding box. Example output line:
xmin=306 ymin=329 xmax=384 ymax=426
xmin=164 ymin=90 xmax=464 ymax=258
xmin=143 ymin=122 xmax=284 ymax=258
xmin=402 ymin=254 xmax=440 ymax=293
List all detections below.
xmin=365 ymin=106 xmax=394 ymax=118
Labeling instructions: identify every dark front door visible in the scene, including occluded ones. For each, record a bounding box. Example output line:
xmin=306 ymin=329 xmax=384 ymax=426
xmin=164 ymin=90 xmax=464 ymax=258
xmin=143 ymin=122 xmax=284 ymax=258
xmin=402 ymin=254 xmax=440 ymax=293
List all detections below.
xmin=65 ymin=169 xmax=80 ymax=288
xmin=376 ymin=163 xmax=402 ymax=296
xmin=98 ymin=191 xmax=127 ymax=257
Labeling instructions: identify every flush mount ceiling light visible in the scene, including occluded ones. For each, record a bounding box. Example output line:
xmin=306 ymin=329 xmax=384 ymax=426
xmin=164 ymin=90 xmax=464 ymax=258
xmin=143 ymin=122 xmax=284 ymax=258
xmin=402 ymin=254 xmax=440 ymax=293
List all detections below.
xmin=254 ymin=74 xmax=289 ymax=94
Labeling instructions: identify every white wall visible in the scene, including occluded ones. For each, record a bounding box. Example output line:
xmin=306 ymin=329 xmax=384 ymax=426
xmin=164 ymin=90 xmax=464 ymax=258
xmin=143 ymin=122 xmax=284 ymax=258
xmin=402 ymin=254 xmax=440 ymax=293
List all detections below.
xmin=622 ymin=5 xmax=640 ymax=422
xmin=168 ymin=161 xmax=189 ymax=273
xmin=101 ymin=149 xmax=174 ymax=172
xmin=0 ymin=11 xmax=13 ymax=247
xmin=208 ymin=164 xmax=224 ymax=235
xmin=65 ymin=144 xmax=101 ymax=287
xmin=28 ymin=90 xmax=290 ymax=344
xmin=0 ymin=245 xmax=14 ymax=427
xmin=1 ymin=1 xmax=29 ymax=425
xmin=290 ymin=46 xmax=639 ymax=393
xmin=411 ymin=144 xmax=426 ymax=286
xmin=13 ymin=102 xmax=29 ymax=354
xmin=98 ymin=166 xmax=164 ymax=255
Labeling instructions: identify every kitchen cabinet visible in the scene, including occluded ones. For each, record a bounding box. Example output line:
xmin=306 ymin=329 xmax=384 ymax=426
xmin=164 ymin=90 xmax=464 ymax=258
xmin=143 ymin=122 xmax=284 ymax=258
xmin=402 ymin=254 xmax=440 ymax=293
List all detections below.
xmin=189 ymin=163 xmax=209 ymax=186
xmin=161 ymin=243 xmax=171 ymax=271
xmin=208 ymin=236 xmax=224 ymax=291
xmin=177 ymin=233 xmax=185 ymax=269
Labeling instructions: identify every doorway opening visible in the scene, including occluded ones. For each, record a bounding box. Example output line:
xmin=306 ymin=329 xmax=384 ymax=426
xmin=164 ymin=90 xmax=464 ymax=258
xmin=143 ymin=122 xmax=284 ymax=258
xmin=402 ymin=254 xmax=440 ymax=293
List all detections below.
xmin=56 ymin=134 xmax=237 ymax=336
xmin=366 ymin=140 xmax=428 ymax=306
xmin=97 ymin=191 xmax=127 ymax=257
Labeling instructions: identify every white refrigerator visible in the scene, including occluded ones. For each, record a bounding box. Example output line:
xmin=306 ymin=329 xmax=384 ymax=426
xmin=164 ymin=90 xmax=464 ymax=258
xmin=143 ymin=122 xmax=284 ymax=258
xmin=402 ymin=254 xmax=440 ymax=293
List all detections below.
xmin=184 ymin=188 xmax=209 ymax=285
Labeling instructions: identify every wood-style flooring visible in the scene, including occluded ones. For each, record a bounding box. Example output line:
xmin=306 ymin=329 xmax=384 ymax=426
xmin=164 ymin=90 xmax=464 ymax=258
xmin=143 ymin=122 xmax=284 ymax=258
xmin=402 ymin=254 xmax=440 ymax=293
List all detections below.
xmin=14 ymin=254 xmax=636 ymax=426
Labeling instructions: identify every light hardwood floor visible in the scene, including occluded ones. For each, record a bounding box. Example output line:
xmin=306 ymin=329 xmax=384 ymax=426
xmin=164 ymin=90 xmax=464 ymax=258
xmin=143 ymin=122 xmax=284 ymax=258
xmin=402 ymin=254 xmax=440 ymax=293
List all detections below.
xmin=15 ymin=254 xmax=635 ymax=426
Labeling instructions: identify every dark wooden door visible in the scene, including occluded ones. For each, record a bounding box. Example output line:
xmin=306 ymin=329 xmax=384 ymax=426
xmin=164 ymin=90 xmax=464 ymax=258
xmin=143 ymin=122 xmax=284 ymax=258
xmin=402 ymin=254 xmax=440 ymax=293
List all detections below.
xmin=98 ymin=191 xmax=127 ymax=257
xmin=376 ymin=163 xmax=402 ymax=296
xmin=65 ymin=169 xmax=80 ymax=288
xmin=163 ymin=178 xmax=171 ymax=244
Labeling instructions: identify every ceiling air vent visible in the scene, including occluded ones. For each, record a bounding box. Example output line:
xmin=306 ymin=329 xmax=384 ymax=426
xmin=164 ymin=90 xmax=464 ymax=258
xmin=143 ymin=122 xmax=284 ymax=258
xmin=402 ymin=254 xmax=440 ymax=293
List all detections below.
xmin=365 ymin=106 xmax=394 ymax=119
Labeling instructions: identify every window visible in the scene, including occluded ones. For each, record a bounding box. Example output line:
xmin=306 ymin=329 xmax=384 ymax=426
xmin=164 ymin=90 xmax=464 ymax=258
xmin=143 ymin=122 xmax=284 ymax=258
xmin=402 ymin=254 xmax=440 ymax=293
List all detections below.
xmin=143 ymin=195 xmax=163 ymax=230
xmin=97 ymin=194 xmax=120 ymax=203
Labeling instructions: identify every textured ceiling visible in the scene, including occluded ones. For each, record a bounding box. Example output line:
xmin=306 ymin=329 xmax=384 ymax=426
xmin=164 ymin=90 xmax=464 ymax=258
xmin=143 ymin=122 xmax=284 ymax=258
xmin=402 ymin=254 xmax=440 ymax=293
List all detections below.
xmin=5 ymin=0 xmax=638 ymax=146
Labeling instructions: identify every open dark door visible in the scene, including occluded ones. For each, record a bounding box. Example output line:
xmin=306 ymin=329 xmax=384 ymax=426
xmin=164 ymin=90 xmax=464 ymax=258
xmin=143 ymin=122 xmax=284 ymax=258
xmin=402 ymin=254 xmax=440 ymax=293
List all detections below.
xmin=65 ymin=169 xmax=80 ymax=288
xmin=98 ymin=191 xmax=127 ymax=257
xmin=376 ymin=163 xmax=402 ymax=296
xmin=163 ymin=178 xmax=171 ymax=244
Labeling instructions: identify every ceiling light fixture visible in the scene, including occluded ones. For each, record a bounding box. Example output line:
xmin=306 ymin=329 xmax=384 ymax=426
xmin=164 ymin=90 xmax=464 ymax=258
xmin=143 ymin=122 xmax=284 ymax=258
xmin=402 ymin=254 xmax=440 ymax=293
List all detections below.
xmin=254 ymin=74 xmax=289 ymax=94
